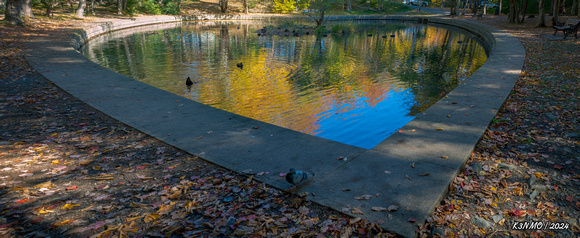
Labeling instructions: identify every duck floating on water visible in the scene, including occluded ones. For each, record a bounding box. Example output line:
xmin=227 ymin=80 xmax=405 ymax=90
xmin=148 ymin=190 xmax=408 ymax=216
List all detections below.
xmin=186 ymin=77 xmax=193 ymax=86
xmin=236 ymin=63 xmax=243 ymax=69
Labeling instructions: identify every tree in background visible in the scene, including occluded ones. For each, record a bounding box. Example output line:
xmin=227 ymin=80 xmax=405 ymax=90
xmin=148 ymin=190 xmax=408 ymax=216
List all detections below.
xmin=538 ymin=0 xmax=546 ymax=26
xmin=508 ymin=0 xmax=517 ymax=23
xmin=571 ymin=0 xmax=578 ymax=16
xmin=552 ymin=0 xmax=559 ymax=24
xmin=4 ymin=0 xmax=34 ymax=25
xmin=220 ymin=0 xmax=228 ymax=12
xmin=519 ymin=0 xmax=528 ymax=22
xmin=306 ymin=0 xmax=338 ymax=26
xmin=77 ymin=0 xmax=86 ymax=17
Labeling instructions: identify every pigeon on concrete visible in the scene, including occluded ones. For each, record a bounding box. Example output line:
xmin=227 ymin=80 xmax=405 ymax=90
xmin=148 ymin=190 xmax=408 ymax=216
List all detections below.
xmin=286 ymin=168 xmax=314 ymax=185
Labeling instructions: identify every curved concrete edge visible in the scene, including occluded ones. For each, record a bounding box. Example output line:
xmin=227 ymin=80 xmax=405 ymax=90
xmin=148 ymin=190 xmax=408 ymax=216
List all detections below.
xmin=24 ymin=15 xmax=524 ymax=237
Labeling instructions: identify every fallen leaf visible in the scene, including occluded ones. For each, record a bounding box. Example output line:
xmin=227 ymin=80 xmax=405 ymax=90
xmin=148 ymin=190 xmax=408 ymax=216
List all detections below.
xmin=37 ymin=207 xmax=55 ymax=215
xmin=66 ymin=186 xmax=79 ymax=190
xmin=298 ymin=206 xmax=309 ymax=215
xmin=126 ymin=216 xmax=143 ymax=222
xmin=408 ymin=218 xmax=416 ymax=223
xmin=441 ymin=156 xmax=449 ymax=159
xmin=144 ymin=213 xmax=160 ymax=223
xmin=354 ymin=194 xmax=372 ymax=200
xmin=61 ymin=204 xmax=80 ymax=210
xmin=16 ymin=199 xmax=29 ymax=203
xmin=419 ymin=173 xmax=430 ymax=176
xmin=371 ymin=206 xmax=387 ymax=212
xmin=508 ymin=209 xmax=525 ymax=217
xmin=351 ymin=207 xmax=364 ymax=215
xmin=553 ymin=164 xmax=563 ymax=170
xmin=388 ymin=205 xmax=399 ymax=212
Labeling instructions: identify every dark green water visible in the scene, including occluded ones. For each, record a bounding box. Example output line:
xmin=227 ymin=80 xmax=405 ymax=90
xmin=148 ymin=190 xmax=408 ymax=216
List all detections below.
xmin=82 ymin=20 xmax=487 ymax=149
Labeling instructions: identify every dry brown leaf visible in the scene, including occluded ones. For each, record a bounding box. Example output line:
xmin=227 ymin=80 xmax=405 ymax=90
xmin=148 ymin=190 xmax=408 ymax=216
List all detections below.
xmin=371 ymin=206 xmax=387 ymax=212
xmin=351 ymin=207 xmax=364 ymax=215
xmin=354 ymin=194 xmax=372 ymax=200
xmin=144 ymin=213 xmax=160 ymax=223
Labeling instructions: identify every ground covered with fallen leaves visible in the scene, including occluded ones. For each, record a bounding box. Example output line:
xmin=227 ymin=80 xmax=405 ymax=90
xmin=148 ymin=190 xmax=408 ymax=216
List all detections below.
xmin=1 ymin=10 xmax=579 ymax=238
xmin=419 ymin=15 xmax=580 ymax=237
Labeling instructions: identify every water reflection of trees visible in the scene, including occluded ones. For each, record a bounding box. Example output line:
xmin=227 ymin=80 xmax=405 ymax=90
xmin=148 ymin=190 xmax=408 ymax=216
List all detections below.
xmin=85 ymin=22 xmax=486 ymax=145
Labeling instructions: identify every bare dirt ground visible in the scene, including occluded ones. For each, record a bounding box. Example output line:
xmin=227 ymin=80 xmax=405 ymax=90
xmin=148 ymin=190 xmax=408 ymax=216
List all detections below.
xmin=1 ymin=6 xmax=579 ymax=237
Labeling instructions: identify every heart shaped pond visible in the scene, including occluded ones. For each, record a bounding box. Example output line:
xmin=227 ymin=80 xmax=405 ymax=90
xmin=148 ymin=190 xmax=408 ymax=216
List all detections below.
xmin=82 ymin=20 xmax=487 ymax=149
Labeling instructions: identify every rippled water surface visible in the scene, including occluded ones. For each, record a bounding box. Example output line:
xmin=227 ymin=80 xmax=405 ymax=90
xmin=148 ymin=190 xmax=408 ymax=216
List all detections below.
xmin=83 ymin=20 xmax=487 ymax=149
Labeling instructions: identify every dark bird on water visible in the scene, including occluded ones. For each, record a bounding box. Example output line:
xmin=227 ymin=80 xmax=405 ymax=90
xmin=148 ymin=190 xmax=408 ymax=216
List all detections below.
xmin=382 ymin=35 xmax=387 ymax=38
xmin=457 ymin=40 xmax=463 ymax=44
xmin=390 ymin=34 xmax=395 ymax=37
xmin=186 ymin=77 xmax=193 ymax=86
xmin=286 ymin=168 xmax=314 ymax=185
xmin=236 ymin=63 xmax=243 ymax=69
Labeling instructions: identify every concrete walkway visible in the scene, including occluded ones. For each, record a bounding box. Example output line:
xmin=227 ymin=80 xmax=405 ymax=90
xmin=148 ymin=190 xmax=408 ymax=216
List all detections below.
xmin=24 ymin=15 xmax=524 ymax=237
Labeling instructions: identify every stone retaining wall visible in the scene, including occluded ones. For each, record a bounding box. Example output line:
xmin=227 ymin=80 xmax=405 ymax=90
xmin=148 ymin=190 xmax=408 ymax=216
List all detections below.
xmin=71 ymin=14 xmax=496 ymax=55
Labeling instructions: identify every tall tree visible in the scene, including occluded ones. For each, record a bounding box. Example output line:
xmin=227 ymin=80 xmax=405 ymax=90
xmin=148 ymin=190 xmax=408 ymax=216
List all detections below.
xmin=307 ymin=0 xmax=337 ymax=26
xmin=571 ymin=0 xmax=578 ymax=15
xmin=220 ymin=0 xmax=229 ymax=13
xmin=244 ymin=0 xmax=249 ymax=13
xmin=4 ymin=0 xmax=34 ymax=25
xmin=520 ymin=0 xmax=528 ymax=22
xmin=76 ymin=0 xmax=86 ymax=18
xmin=538 ymin=0 xmax=546 ymax=26
xmin=552 ymin=0 xmax=559 ymax=23
xmin=509 ymin=0 xmax=517 ymax=23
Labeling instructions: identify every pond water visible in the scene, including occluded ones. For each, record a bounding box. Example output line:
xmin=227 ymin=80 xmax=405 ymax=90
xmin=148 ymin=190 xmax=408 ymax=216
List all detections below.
xmin=82 ymin=20 xmax=487 ymax=149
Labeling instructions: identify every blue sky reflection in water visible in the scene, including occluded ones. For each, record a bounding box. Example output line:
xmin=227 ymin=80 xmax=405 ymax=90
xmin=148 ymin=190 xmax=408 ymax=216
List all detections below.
xmin=82 ymin=21 xmax=488 ymax=149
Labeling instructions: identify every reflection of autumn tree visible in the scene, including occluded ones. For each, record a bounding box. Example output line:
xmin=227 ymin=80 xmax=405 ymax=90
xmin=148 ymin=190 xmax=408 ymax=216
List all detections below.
xmin=84 ymin=21 xmax=487 ymax=139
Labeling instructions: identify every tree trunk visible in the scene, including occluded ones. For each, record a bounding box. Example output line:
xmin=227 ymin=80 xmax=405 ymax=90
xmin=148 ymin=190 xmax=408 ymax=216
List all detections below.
xmin=244 ymin=0 xmax=248 ymax=13
xmin=499 ymin=0 xmax=503 ymax=14
xmin=117 ymin=0 xmax=122 ymax=14
xmin=538 ymin=0 xmax=546 ymax=26
xmin=219 ymin=0 xmax=228 ymax=13
xmin=177 ymin=0 xmax=182 ymax=13
xmin=553 ymin=0 xmax=559 ymax=23
xmin=520 ymin=0 xmax=528 ymax=22
xmin=5 ymin=0 xmax=34 ymax=25
xmin=509 ymin=0 xmax=517 ymax=23
xmin=450 ymin=0 xmax=456 ymax=15
xmin=76 ymin=0 xmax=86 ymax=18
xmin=89 ymin=0 xmax=95 ymax=15
xmin=515 ymin=0 xmax=521 ymax=23
xmin=577 ymin=0 xmax=580 ymax=16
